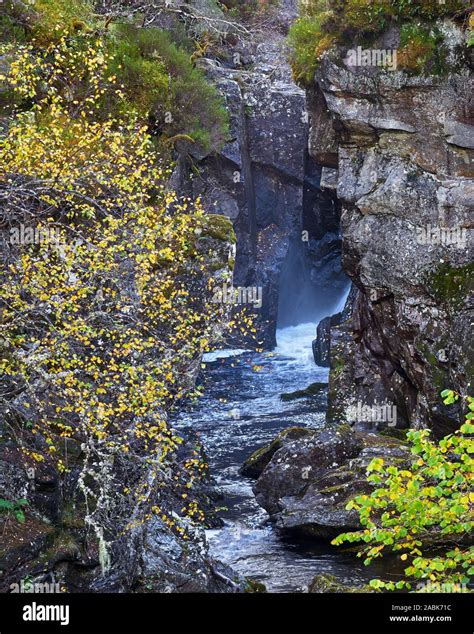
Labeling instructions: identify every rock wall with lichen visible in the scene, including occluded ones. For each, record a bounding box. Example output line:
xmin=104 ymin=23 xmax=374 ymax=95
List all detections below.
xmin=310 ymin=21 xmax=473 ymax=436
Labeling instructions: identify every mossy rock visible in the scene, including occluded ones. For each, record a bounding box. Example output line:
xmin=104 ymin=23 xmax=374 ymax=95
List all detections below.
xmin=379 ymin=427 xmax=409 ymax=442
xmin=308 ymin=573 xmax=372 ymax=593
xmin=37 ymin=529 xmax=82 ymax=566
xmin=331 ymin=356 xmax=345 ymax=377
xmin=244 ymin=578 xmax=267 ymax=593
xmin=288 ymin=0 xmax=468 ymax=87
xmin=427 ymin=262 xmax=474 ymax=310
xmin=201 ymin=214 xmax=236 ymax=244
xmin=240 ymin=427 xmax=314 ymax=479
xmin=355 ymin=430 xmax=409 ymax=451
xmin=398 ymin=23 xmax=449 ymax=75
xmin=280 ymin=382 xmax=328 ymax=401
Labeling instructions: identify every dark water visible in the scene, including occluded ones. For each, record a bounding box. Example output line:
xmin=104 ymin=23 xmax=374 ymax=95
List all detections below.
xmin=175 ymin=323 xmax=394 ymax=592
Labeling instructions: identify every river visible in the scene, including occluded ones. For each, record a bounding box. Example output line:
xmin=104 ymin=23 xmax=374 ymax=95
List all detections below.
xmin=175 ymin=320 xmax=391 ymax=592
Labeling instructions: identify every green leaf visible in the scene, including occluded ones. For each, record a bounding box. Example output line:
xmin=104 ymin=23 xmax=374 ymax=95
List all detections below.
xmin=332 ymin=392 xmax=474 ymax=593
xmin=0 ymin=499 xmax=14 ymax=511
xmin=369 ymin=579 xmax=384 ymax=589
xmin=15 ymin=511 xmax=25 ymax=523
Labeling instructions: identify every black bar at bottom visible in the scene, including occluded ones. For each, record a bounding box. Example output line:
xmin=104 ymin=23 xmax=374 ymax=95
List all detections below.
xmin=0 ymin=592 xmax=470 ymax=634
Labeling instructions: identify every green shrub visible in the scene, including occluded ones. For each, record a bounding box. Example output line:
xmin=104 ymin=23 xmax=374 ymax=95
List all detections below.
xmin=333 ymin=391 xmax=474 ymax=592
xmin=395 ymin=0 xmax=468 ymax=21
xmin=0 ymin=15 xmax=27 ymax=44
xmin=343 ymin=0 xmax=395 ymax=33
xmin=1 ymin=7 xmax=229 ymax=155
xmin=107 ymin=24 xmax=229 ymax=153
xmin=1 ymin=0 xmax=94 ymax=45
xmin=287 ymin=0 xmax=470 ymax=85
xmin=106 ymin=26 xmax=170 ymax=119
xmin=287 ymin=13 xmax=336 ymax=84
xmin=398 ymin=23 xmax=447 ymax=74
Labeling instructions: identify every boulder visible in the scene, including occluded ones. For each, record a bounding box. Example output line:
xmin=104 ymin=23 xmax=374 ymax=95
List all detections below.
xmin=252 ymin=425 xmax=410 ymax=538
xmin=313 ymin=314 xmax=340 ymax=367
xmin=280 ymin=382 xmax=327 ymax=401
xmin=253 ymin=425 xmax=362 ymax=517
xmin=240 ymin=427 xmax=314 ymax=479
xmin=308 ymin=573 xmax=372 ymax=593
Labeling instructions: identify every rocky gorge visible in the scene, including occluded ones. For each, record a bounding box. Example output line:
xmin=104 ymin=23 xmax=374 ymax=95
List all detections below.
xmin=309 ymin=30 xmax=473 ymax=438
xmin=174 ymin=0 xmax=472 ymax=436
xmin=0 ymin=0 xmax=472 ymax=603
xmin=172 ymin=0 xmax=349 ymax=346
xmin=175 ymin=0 xmax=472 ymax=573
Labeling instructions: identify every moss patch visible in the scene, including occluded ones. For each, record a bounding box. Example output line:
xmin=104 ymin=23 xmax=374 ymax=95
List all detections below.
xmin=428 ymin=263 xmax=473 ymax=310
xmin=398 ymin=23 xmax=448 ymax=74
xmin=281 ymin=381 xmax=328 ymax=401
xmin=287 ymin=0 xmax=469 ymax=86
xmin=309 ymin=573 xmax=372 ymax=593
xmin=201 ymin=214 xmax=236 ymax=244
xmin=379 ymin=427 xmax=409 ymax=442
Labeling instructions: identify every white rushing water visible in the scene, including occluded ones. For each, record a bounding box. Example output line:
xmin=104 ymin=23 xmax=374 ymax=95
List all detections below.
xmin=203 ymin=348 xmax=251 ymax=363
xmin=275 ymin=322 xmax=319 ymax=368
xmin=332 ymin=284 xmax=351 ymax=314
xmin=172 ymin=285 xmax=390 ymax=592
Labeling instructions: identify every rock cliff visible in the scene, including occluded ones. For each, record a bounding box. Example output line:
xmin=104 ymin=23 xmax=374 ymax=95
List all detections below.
xmin=174 ymin=0 xmax=348 ymax=346
xmin=310 ymin=23 xmax=473 ymax=436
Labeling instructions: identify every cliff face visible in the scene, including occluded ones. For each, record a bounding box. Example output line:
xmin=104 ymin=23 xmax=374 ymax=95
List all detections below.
xmin=173 ymin=1 xmax=348 ymax=347
xmin=309 ymin=25 xmax=473 ymax=436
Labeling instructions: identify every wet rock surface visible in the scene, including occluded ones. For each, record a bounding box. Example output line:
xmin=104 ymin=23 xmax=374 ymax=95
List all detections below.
xmin=240 ymin=426 xmax=314 ymax=479
xmin=252 ymin=425 xmax=410 ymax=539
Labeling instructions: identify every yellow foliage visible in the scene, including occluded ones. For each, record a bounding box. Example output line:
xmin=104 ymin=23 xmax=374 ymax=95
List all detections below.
xmin=0 ymin=36 xmax=240 ymax=541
